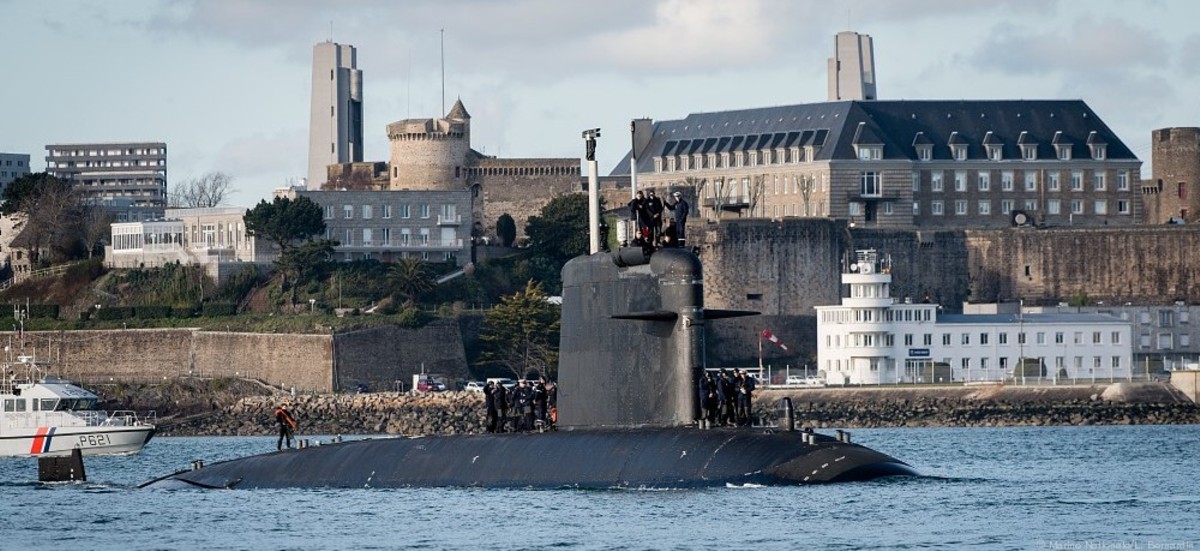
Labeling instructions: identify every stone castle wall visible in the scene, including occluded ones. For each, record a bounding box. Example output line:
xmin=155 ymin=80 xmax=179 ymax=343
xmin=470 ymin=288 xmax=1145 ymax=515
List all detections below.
xmin=470 ymin=158 xmax=581 ymax=242
xmin=8 ymin=323 xmax=466 ymax=393
xmin=333 ymin=320 xmax=468 ymax=391
xmin=387 ymin=130 xmax=471 ymax=191
xmin=1144 ymin=127 xmax=1200 ymax=224
xmin=698 ymin=220 xmax=1200 ymax=364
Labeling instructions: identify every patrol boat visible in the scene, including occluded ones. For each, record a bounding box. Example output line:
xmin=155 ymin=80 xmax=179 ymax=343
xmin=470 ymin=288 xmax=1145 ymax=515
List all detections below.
xmin=0 ymin=355 xmax=156 ymax=457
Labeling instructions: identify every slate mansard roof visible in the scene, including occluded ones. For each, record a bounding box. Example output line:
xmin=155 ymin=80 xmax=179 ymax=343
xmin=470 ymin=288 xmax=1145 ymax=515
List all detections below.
xmin=610 ymin=100 xmax=1138 ymax=176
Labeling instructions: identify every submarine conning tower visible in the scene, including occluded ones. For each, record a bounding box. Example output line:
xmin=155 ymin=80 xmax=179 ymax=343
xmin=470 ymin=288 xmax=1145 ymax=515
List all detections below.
xmin=558 ymin=247 xmax=754 ymax=429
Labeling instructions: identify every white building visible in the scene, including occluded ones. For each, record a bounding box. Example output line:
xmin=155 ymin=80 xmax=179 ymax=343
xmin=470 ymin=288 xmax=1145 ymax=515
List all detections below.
xmin=44 ymin=142 xmax=167 ymax=221
xmin=106 ymin=207 xmax=275 ymax=281
xmin=815 ymin=250 xmax=1133 ymax=385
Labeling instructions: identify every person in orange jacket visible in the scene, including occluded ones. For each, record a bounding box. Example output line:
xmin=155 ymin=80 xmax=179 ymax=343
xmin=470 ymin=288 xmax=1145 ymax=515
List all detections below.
xmin=274 ymin=404 xmax=298 ymax=450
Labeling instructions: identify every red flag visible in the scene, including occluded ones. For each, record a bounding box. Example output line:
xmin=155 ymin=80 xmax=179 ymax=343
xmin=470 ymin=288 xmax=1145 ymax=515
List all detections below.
xmin=760 ymin=329 xmax=789 ymax=351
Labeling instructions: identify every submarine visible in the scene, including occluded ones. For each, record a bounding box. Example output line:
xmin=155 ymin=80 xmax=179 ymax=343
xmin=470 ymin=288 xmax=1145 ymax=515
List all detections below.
xmin=141 ymin=139 xmax=916 ymax=490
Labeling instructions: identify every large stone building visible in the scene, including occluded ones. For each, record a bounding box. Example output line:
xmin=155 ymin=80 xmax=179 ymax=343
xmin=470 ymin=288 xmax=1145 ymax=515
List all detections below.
xmin=308 ymin=41 xmax=364 ymax=188
xmin=1141 ymin=127 xmax=1200 ymax=224
xmin=323 ymin=99 xmax=581 ymax=246
xmin=45 ymin=141 xmax=167 ymax=221
xmin=611 ymin=100 xmax=1142 ymax=229
xmin=0 ymin=152 xmax=31 ymax=194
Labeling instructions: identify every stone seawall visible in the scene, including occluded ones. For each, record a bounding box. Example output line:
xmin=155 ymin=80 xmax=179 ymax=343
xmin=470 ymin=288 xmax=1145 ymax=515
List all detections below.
xmin=158 ymin=382 xmax=1200 ymax=437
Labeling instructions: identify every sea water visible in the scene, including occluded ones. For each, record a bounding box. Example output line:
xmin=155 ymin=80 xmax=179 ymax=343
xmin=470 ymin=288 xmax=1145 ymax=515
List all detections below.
xmin=0 ymin=425 xmax=1197 ymax=550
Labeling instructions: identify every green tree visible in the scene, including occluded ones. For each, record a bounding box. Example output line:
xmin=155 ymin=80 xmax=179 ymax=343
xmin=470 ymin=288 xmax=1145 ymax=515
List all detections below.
xmin=524 ymin=193 xmax=592 ymax=293
xmin=2 ymin=172 xmax=90 ymax=264
xmin=479 ymin=280 xmax=561 ymax=379
xmin=496 ymin=213 xmax=516 ymax=247
xmin=277 ymin=239 xmax=336 ymax=286
xmin=244 ymin=196 xmax=325 ymax=252
xmin=387 ymin=256 xmax=435 ymax=306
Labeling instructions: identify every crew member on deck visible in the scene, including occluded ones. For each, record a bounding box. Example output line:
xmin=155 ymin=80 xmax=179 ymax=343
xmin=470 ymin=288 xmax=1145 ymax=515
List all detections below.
xmin=274 ymin=404 xmax=298 ymax=450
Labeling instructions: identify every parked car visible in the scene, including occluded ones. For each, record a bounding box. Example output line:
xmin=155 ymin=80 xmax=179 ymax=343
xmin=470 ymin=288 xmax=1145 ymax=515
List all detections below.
xmin=486 ymin=378 xmax=517 ymax=390
xmin=464 ymin=381 xmax=486 ymax=392
xmin=417 ymin=379 xmax=447 ymax=392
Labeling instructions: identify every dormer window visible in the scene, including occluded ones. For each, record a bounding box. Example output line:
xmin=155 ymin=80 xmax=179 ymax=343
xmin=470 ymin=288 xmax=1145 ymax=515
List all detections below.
xmin=679 ymin=156 xmax=689 ymax=171
xmin=790 ymin=146 xmax=802 ymax=163
xmin=667 ymin=156 xmax=677 ymax=172
xmin=947 ymin=131 xmax=968 ymax=161
xmin=707 ymin=153 xmax=717 ymax=168
xmin=1052 ymin=131 xmax=1072 ymax=161
xmin=734 ymin=152 xmax=743 ymax=168
xmin=1087 ymin=131 xmax=1108 ymax=160
xmin=1022 ymin=145 xmax=1037 ymax=160
xmin=747 ymin=151 xmax=757 ymax=167
xmin=720 ymin=153 xmax=730 ymax=168
xmin=988 ymin=146 xmax=1003 ymax=160
xmin=693 ymin=153 xmax=704 ymax=170
xmin=856 ymin=145 xmax=882 ymax=160
xmin=654 ymin=157 xmax=663 ymax=173
xmin=917 ymin=146 xmax=932 ymax=161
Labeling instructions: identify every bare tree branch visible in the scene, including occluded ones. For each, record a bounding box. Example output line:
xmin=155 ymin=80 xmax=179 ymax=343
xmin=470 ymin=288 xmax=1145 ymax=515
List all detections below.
xmin=170 ymin=172 xmax=235 ymax=208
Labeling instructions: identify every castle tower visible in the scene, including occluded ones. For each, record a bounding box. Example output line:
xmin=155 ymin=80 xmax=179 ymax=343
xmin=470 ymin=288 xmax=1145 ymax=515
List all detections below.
xmin=1148 ymin=127 xmax=1200 ymax=223
xmin=308 ymin=41 xmax=364 ymax=189
xmin=386 ymin=99 xmax=472 ymax=191
xmin=827 ymin=31 xmax=877 ymax=101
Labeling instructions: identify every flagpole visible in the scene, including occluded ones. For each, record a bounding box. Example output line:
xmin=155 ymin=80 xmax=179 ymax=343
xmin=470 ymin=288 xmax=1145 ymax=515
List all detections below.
xmin=758 ymin=331 xmax=763 ymax=372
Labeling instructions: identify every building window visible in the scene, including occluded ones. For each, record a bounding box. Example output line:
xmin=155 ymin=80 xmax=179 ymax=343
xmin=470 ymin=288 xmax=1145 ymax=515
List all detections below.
xmin=931 ymin=171 xmax=944 ymax=192
xmin=1022 ymin=145 xmax=1037 ymax=160
xmin=1158 ymin=333 xmax=1173 ymax=350
xmin=1091 ymin=144 xmax=1107 ymax=160
xmin=860 ymin=172 xmax=881 ymax=197
xmin=1001 ymin=171 xmax=1014 ymax=191
xmin=1071 ymin=171 xmax=1083 ymax=191
xmin=912 ymin=172 xmax=920 ymax=192
xmin=913 ymin=201 xmax=920 ymax=216
xmin=999 ymin=332 xmax=1008 ymax=345
xmin=1118 ymin=200 xmax=1130 ymax=214
xmin=857 ymin=146 xmax=882 ymax=160
xmin=1025 ymin=199 xmax=1038 ymax=211
xmin=954 ymin=171 xmax=967 ymax=192
xmin=1025 ymin=173 xmax=1037 ymax=191
xmin=923 ymin=334 xmax=932 ymax=346
xmin=1117 ymin=171 xmax=1129 ymax=191
xmin=362 ymin=205 xmax=373 ymax=219
xmin=344 ymin=228 xmax=353 ymax=245
xmin=323 ymin=205 xmax=334 ymax=220
xmin=955 ymin=200 xmax=968 ymax=215
xmin=961 ymin=333 xmax=970 ymax=345
xmin=1048 ymin=172 xmax=1060 ymax=191
xmin=882 ymin=202 xmax=894 ymax=215
xmin=1094 ymin=200 xmax=1107 ymax=215
xmin=1160 ymin=310 xmax=1175 ymax=327
xmin=1054 ymin=332 xmax=1064 ymax=344
xmin=1094 ymin=173 xmax=1106 ymax=191
xmin=343 ymin=205 xmax=353 ymax=219
xmin=943 ymin=333 xmax=952 ymax=346
xmin=848 ymin=202 xmax=863 ymax=216
xmin=400 ymin=204 xmax=411 ymax=219
xmin=918 ymin=146 xmax=932 ymax=161
xmin=953 ymin=146 xmax=968 ymax=161
xmin=1071 ymin=199 xmax=1084 ymax=214
xmin=1057 ymin=146 xmax=1071 ymax=160
xmin=932 ymin=201 xmax=944 ymax=216
xmin=382 ymin=204 xmax=392 ymax=219
xmin=420 ymin=204 xmax=431 ymax=218
xmin=978 ymin=201 xmax=991 ymax=215
xmin=988 ymin=146 xmax=1003 ymax=160
xmin=1047 ymin=199 xmax=1061 ymax=215
xmin=1001 ymin=199 xmax=1015 ymax=214
xmin=978 ymin=172 xmax=990 ymax=192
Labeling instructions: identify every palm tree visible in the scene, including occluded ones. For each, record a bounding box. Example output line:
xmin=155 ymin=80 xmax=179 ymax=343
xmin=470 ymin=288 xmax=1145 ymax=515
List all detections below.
xmin=387 ymin=256 xmax=435 ymax=306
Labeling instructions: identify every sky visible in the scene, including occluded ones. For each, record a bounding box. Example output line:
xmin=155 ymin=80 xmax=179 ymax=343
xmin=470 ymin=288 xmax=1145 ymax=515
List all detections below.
xmin=2 ymin=0 xmax=1198 ymax=206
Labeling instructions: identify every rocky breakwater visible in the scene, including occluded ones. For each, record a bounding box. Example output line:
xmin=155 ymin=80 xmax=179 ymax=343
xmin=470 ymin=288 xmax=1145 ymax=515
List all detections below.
xmin=755 ymin=382 xmax=1200 ymax=428
xmin=161 ymin=391 xmax=488 ymax=437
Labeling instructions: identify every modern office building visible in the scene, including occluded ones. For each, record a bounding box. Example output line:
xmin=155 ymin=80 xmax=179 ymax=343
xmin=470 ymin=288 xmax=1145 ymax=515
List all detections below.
xmin=0 ymin=152 xmax=32 ymax=193
xmin=44 ymin=142 xmax=167 ymax=221
xmin=308 ymin=41 xmax=364 ymax=189
xmin=106 ymin=207 xmax=275 ymax=281
xmin=293 ymin=189 xmax=472 ymax=266
xmin=828 ymin=31 xmax=877 ymax=101
xmin=815 ymin=250 xmax=1133 ymax=385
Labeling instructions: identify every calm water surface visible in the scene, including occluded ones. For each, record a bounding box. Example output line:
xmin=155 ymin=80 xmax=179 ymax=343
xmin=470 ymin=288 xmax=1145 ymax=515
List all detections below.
xmin=1 ymin=425 xmax=1197 ymax=550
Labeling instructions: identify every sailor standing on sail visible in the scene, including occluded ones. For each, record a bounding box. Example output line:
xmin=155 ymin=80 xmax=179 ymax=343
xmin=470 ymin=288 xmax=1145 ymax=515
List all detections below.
xmin=275 ymin=404 xmax=298 ymax=450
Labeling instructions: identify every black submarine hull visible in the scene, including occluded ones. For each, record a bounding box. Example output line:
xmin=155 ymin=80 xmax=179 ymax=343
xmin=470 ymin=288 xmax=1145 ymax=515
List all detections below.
xmin=140 ymin=428 xmax=916 ymax=490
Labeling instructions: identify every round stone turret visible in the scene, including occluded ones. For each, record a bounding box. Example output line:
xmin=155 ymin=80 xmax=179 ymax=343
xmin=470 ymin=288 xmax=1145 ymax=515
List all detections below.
xmin=387 ymin=100 xmax=472 ymax=191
